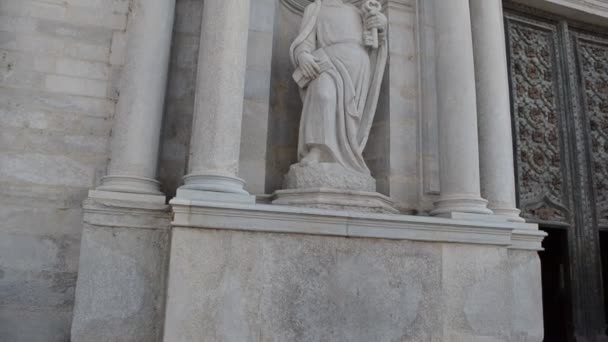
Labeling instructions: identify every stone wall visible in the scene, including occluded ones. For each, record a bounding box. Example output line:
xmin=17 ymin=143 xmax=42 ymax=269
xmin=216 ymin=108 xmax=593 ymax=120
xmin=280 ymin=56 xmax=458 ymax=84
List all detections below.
xmin=0 ymin=0 xmax=129 ymax=340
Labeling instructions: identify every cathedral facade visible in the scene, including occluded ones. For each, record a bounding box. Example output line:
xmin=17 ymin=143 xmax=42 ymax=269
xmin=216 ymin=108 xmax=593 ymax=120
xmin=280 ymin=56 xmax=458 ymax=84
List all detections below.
xmin=0 ymin=0 xmax=607 ymax=341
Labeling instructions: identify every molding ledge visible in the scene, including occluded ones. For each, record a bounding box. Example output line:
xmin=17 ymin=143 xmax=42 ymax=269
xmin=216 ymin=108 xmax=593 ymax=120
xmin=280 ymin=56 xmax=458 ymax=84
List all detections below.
xmin=280 ymin=0 xmax=389 ymax=15
xmin=170 ymin=199 xmax=545 ymax=250
xmin=83 ymin=190 xmax=171 ymax=230
xmin=509 ymin=0 xmax=608 ymax=27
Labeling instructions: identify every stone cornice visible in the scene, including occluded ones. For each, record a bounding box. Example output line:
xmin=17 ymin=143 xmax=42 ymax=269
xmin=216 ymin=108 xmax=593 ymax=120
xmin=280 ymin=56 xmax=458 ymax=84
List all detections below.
xmin=508 ymin=0 xmax=608 ymax=27
xmin=83 ymin=190 xmax=171 ymax=230
xmin=170 ymin=199 xmax=545 ymax=250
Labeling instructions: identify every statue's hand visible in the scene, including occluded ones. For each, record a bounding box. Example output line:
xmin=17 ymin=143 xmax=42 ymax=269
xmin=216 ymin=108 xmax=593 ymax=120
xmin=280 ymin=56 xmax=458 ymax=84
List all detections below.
xmin=298 ymin=53 xmax=321 ymax=80
xmin=365 ymin=12 xmax=387 ymax=32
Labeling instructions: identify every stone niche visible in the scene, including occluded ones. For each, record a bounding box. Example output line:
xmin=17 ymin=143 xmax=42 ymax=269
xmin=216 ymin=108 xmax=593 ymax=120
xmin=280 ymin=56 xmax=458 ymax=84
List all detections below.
xmin=158 ymin=1 xmax=546 ymax=342
xmin=158 ymin=0 xmax=425 ymax=212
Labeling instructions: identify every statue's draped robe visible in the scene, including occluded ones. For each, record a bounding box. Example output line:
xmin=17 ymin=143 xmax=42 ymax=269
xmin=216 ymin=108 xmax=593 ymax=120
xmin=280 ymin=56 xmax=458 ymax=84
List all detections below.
xmin=290 ymin=0 xmax=387 ymax=175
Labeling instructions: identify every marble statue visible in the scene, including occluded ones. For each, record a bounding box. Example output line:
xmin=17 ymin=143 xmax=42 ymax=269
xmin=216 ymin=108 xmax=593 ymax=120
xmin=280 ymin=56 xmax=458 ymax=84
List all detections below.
xmin=288 ymin=0 xmax=388 ymax=184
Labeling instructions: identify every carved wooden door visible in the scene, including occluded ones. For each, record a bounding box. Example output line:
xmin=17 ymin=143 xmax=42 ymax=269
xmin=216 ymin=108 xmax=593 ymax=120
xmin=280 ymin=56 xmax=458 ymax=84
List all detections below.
xmin=505 ymin=4 xmax=608 ymax=341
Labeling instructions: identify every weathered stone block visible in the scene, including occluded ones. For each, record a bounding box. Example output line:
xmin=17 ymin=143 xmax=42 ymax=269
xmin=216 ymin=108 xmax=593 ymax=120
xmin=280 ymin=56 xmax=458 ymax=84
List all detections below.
xmin=71 ymin=225 xmax=170 ymax=342
xmin=164 ymin=214 xmax=544 ymax=342
xmin=164 ymin=228 xmax=444 ymax=342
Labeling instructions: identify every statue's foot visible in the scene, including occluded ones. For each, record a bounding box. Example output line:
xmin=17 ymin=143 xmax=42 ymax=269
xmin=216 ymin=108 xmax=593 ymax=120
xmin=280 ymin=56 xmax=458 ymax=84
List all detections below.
xmin=300 ymin=148 xmax=322 ymax=166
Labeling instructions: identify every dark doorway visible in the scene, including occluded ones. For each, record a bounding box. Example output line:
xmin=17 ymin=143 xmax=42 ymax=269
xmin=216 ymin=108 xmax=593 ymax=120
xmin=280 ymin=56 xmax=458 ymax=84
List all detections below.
xmin=540 ymin=227 xmax=572 ymax=342
xmin=504 ymin=3 xmax=608 ymax=339
xmin=602 ymin=231 xmax=608 ymax=335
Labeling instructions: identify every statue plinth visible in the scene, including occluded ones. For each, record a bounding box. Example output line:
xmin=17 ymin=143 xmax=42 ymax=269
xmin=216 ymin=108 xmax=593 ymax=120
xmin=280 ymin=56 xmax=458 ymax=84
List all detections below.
xmin=284 ymin=162 xmax=376 ymax=192
xmin=274 ymin=163 xmax=398 ymax=214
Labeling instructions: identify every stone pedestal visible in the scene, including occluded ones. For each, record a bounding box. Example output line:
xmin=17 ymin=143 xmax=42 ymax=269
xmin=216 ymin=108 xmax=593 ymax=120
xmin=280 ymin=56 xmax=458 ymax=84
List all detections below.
xmin=70 ymin=191 xmax=171 ymax=342
xmin=273 ymin=188 xmax=398 ymax=214
xmin=276 ymin=163 xmax=396 ymax=213
xmin=164 ymin=202 xmax=545 ymax=341
xmin=284 ymin=163 xmax=376 ymax=192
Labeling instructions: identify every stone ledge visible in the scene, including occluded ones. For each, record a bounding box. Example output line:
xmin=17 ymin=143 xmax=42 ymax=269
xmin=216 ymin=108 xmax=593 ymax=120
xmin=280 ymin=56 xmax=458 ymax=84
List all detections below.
xmin=170 ymin=199 xmax=544 ymax=250
xmin=511 ymin=229 xmax=548 ymax=251
xmin=83 ymin=190 xmax=171 ymax=230
xmin=509 ymin=0 xmax=608 ymax=27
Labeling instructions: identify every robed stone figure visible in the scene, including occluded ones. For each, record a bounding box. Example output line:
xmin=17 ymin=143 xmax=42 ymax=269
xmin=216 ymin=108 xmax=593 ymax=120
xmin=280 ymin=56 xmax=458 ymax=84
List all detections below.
xmin=289 ymin=0 xmax=388 ymax=181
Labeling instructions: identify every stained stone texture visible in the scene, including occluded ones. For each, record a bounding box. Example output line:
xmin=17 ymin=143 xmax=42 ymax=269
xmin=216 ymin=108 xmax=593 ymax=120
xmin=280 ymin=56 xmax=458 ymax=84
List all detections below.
xmin=164 ymin=227 xmax=544 ymax=341
xmin=284 ymin=163 xmax=376 ymax=192
xmin=442 ymin=244 xmax=511 ymax=341
xmin=165 ymin=228 xmax=443 ymax=342
xmin=508 ymin=249 xmax=544 ymax=341
xmin=0 ymin=0 xmax=129 ymax=340
xmin=70 ymin=226 xmax=170 ymax=342
xmin=70 ymin=195 xmax=171 ymax=342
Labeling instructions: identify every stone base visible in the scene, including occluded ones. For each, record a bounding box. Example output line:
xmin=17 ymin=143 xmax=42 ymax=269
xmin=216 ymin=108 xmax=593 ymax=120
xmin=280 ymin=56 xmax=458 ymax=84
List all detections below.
xmin=175 ymin=188 xmax=255 ymax=204
xmin=163 ymin=227 xmax=544 ymax=342
xmin=97 ymin=175 xmax=163 ymax=195
xmin=431 ymin=194 xmax=494 ymax=216
xmin=70 ymin=191 xmax=171 ymax=342
xmin=491 ymin=207 xmax=526 ymax=222
xmin=272 ymin=188 xmax=399 ymax=214
xmin=284 ymin=162 xmax=376 ymax=192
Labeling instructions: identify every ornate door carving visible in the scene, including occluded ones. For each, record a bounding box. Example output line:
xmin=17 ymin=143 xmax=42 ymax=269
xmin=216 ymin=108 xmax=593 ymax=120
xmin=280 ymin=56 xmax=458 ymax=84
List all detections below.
xmin=578 ymin=34 xmax=608 ymax=229
xmin=506 ymin=15 xmax=571 ymax=224
xmin=505 ymin=5 xmax=608 ymax=340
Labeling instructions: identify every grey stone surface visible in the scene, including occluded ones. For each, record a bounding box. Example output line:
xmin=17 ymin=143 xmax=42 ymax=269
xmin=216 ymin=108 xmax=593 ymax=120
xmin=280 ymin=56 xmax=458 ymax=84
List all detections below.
xmin=70 ymin=225 xmax=170 ymax=342
xmin=164 ymin=227 xmax=544 ymax=341
xmin=70 ymin=195 xmax=171 ymax=342
xmin=164 ymin=228 xmax=443 ymax=342
xmin=382 ymin=0 xmax=421 ymax=211
xmin=442 ymin=244 xmax=511 ymax=341
xmin=508 ymin=250 xmax=544 ymax=341
xmin=0 ymin=0 xmax=129 ymax=340
xmin=284 ymin=162 xmax=376 ymax=192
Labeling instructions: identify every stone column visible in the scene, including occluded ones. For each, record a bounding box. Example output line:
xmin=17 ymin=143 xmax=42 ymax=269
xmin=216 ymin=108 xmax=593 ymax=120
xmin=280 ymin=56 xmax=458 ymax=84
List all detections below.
xmin=97 ymin=0 xmax=175 ymax=196
xmin=176 ymin=0 xmax=254 ymax=203
xmin=430 ymin=0 xmax=492 ymax=216
xmin=470 ymin=0 xmax=524 ymax=222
